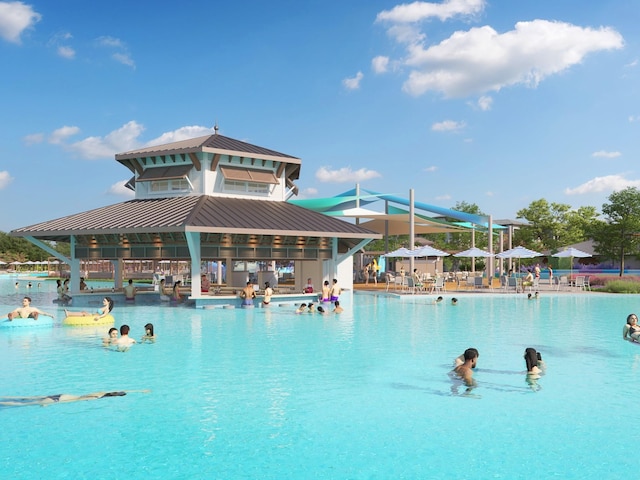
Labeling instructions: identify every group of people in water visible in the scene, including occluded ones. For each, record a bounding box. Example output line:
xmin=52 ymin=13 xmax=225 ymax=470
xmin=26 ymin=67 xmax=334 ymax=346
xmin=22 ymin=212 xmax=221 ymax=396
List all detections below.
xmin=452 ymin=346 xmax=546 ymax=393
xmin=296 ymin=301 xmax=344 ymax=314
xmin=103 ymin=322 xmax=155 ymax=350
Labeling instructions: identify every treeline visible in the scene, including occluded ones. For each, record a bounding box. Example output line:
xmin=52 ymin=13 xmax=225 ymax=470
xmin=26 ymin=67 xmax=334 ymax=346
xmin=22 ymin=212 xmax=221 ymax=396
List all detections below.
xmin=0 ymin=231 xmax=69 ymax=262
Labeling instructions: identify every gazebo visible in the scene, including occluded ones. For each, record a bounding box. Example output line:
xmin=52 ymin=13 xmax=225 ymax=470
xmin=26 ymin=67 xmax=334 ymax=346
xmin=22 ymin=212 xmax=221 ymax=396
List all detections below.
xmin=11 ymin=130 xmax=380 ymax=302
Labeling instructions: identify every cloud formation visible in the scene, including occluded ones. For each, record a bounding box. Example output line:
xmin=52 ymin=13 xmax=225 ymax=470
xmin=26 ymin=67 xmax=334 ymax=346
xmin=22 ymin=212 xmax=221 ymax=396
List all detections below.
xmin=591 ymin=150 xmax=621 ymax=158
xmin=0 ymin=1 xmax=41 ymax=43
xmin=0 ymin=170 xmax=13 ymax=189
xmin=372 ymin=56 xmax=390 ymax=74
xmin=343 ymin=71 xmax=364 ymax=90
xmin=34 ymin=122 xmax=220 ymax=160
xmin=565 ymin=174 xmax=640 ymax=195
xmin=49 ymin=125 xmax=80 ymax=144
xmin=315 ymin=166 xmax=381 ymax=183
xmin=96 ymin=35 xmax=135 ymax=68
xmin=375 ymin=1 xmax=624 ymax=98
xmin=146 ymin=125 xmax=216 ymax=147
xmin=431 ymin=120 xmax=465 ymax=132
xmin=376 ymin=0 xmax=484 ymax=23
xmin=107 ymin=180 xmax=135 ymax=198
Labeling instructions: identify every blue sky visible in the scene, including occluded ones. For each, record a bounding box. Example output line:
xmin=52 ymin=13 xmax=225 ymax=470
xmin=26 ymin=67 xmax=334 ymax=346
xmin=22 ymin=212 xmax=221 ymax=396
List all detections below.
xmin=0 ymin=0 xmax=638 ymax=231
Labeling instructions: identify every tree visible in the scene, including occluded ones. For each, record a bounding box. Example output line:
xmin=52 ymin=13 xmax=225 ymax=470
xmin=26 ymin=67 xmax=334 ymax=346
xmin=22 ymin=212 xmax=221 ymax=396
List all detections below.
xmin=515 ymin=200 xmax=598 ymax=252
xmin=590 ymin=187 xmax=640 ymax=276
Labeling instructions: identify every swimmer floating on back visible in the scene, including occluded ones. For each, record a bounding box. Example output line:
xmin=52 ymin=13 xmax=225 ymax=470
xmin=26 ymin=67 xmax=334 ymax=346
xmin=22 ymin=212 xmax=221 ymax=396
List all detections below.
xmin=0 ymin=390 xmax=149 ymax=407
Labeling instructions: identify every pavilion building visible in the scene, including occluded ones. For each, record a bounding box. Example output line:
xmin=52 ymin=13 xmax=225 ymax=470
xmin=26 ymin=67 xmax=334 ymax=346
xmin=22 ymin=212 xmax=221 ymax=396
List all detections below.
xmin=10 ymin=130 xmax=381 ymax=304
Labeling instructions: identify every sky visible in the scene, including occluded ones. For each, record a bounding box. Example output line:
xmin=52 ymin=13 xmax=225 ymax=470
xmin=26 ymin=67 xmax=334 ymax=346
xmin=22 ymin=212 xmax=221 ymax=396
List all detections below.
xmin=0 ymin=0 xmax=638 ymax=232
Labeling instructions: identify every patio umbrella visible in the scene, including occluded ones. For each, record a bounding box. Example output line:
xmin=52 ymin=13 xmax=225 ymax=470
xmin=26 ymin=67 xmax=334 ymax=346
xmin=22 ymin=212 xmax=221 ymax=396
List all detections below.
xmin=552 ymin=247 xmax=592 ymax=280
xmin=408 ymin=245 xmax=450 ymax=257
xmin=453 ymin=247 xmax=493 ymax=258
xmin=382 ymin=247 xmax=412 ymax=257
xmin=496 ymin=246 xmax=542 ymax=274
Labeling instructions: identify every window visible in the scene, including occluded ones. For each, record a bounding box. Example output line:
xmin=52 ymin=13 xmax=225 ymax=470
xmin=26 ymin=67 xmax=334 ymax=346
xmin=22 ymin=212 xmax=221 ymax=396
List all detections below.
xmin=150 ymin=179 xmax=189 ymax=193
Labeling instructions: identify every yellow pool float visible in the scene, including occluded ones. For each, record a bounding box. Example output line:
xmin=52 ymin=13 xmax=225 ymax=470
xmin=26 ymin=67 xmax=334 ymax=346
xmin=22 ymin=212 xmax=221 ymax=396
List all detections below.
xmin=63 ymin=314 xmax=115 ymax=327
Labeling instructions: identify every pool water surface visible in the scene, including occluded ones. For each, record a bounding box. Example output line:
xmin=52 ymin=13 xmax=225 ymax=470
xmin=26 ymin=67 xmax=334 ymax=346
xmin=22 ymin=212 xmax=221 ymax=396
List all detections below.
xmin=0 ymin=276 xmax=637 ymax=479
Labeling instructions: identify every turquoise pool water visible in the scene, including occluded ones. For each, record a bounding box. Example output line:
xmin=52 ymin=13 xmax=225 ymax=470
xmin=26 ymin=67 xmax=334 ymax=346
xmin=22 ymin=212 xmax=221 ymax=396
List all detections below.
xmin=0 ymin=275 xmax=637 ymax=479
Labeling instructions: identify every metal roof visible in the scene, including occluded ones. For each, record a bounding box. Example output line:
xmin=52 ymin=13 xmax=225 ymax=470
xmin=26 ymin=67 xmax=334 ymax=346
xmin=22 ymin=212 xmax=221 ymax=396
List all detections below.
xmin=11 ymin=196 xmax=380 ymax=242
xmin=115 ymin=133 xmax=300 ymax=163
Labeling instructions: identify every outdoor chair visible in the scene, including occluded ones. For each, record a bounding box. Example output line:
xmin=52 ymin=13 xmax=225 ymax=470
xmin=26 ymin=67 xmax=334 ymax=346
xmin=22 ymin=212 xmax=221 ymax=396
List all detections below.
xmin=575 ymin=276 xmax=586 ymax=290
xmin=403 ymin=277 xmax=416 ymax=294
xmin=394 ymin=275 xmax=404 ymax=291
xmin=556 ymin=276 xmax=569 ymax=291
xmin=432 ymin=277 xmax=445 ymax=293
xmin=385 ymin=273 xmax=395 ymax=292
xmin=584 ymin=276 xmax=591 ymax=291
xmin=507 ymin=277 xmax=519 ymax=293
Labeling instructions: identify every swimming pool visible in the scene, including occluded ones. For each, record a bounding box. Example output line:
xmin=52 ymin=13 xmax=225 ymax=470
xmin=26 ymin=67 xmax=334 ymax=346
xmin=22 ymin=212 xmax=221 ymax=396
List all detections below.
xmin=0 ymin=275 xmax=636 ymax=479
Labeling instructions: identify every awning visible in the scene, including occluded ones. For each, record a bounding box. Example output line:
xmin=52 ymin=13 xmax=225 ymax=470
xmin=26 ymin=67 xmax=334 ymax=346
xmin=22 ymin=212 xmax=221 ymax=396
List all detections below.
xmin=136 ymin=164 xmax=192 ymax=182
xmin=220 ymin=166 xmax=279 ymax=184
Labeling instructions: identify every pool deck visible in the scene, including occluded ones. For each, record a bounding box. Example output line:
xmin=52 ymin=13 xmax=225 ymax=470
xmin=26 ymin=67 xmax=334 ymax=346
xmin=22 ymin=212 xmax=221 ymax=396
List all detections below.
xmin=353 ymin=278 xmax=592 ymax=295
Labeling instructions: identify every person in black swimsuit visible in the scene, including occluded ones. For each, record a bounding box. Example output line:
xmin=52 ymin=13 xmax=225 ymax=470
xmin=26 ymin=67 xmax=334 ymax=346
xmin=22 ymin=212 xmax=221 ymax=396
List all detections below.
xmin=0 ymin=390 xmax=147 ymax=407
xmin=623 ymin=314 xmax=640 ymax=342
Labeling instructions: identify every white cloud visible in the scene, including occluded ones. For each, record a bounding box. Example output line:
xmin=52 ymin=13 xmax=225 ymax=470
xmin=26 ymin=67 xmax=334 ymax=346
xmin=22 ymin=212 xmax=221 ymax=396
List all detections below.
xmin=0 ymin=170 xmax=13 ymax=189
xmin=629 ymin=115 xmax=640 ymax=123
xmin=431 ymin=119 xmax=465 ymax=132
xmin=376 ymin=0 xmax=485 ymax=23
xmin=298 ymin=187 xmax=319 ymax=198
xmin=23 ymin=132 xmax=43 ymax=145
xmin=96 ymin=35 xmax=135 ymax=68
xmin=49 ymin=125 xmax=80 ymax=144
xmin=625 ymin=58 xmax=638 ymax=68
xmin=68 ymin=121 xmax=144 ymax=160
xmin=435 ymin=194 xmax=451 ymax=201
xmin=477 ymin=95 xmax=493 ymax=111
xmin=107 ymin=180 xmax=135 ymax=198
xmin=591 ymin=150 xmax=621 ymax=159
xmin=315 ymin=166 xmax=381 ymax=183
xmin=565 ymin=174 xmax=640 ymax=195
xmin=57 ymin=45 xmax=75 ymax=59
xmin=377 ymin=12 xmax=623 ymax=98
xmin=424 ymin=166 xmax=438 ymax=172
xmin=112 ymin=52 xmax=135 ymax=68
xmin=372 ymin=56 xmax=390 ymax=74
xmin=0 ymin=1 xmax=41 ymax=43
xmin=343 ymin=71 xmax=364 ymax=90
xmin=97 ymin=36 xmax=124 ymax=48
xmin=146 ymin=125 xmax=216 ymax=146
xmin=485 ymin=191 xmax=494 ymax=197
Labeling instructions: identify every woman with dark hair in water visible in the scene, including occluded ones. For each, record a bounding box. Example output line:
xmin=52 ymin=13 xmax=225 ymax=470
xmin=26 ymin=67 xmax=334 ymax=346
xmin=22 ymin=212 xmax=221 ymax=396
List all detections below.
xmin=65 ymin=297 xmax=114 ymax=321
xmin=524 ymin=347 xmax=545 ymax=391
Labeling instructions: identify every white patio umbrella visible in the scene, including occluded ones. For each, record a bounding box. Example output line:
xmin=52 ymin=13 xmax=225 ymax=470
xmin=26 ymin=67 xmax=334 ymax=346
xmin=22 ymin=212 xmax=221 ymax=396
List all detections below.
xmin=382 ymin=247 xmax=412 ymax=257
xmin=408 ymin=245 xmax=450 ymax=257
xmin=552 ymin=247 xmax=592 ymax=280
xmin=453 ymin=247 xmax=493 ymax=258
xmin=496 ymin=246 xmax=542 ymax=274
xmin=0 ymin=260 xmax=6 ymax=265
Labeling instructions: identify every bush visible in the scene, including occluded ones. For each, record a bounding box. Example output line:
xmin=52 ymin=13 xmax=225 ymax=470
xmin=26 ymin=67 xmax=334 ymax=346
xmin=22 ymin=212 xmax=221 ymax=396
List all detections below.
xmin=600 ymin=280 xmax=640 ymax=294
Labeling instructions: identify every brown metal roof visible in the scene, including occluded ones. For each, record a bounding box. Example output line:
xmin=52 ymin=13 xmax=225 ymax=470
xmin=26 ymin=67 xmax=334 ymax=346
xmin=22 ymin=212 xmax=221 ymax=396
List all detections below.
xmin=116 ymin=134 xmax=300 ymax=162
xmin=11 ymin=196 xmax=380 ymax=242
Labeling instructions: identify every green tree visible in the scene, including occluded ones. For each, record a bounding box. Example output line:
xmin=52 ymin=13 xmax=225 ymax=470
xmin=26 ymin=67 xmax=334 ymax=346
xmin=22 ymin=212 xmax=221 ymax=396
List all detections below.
xmin=514 ymin=200 xmax=597 ymax=252
xmin=590 ymin=187 xmax=640 ymax=276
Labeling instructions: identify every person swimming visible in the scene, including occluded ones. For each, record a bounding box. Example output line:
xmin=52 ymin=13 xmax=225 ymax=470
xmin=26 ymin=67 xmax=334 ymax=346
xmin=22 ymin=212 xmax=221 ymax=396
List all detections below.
xmin=0 ymin=390 xmax=146 ymax=407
